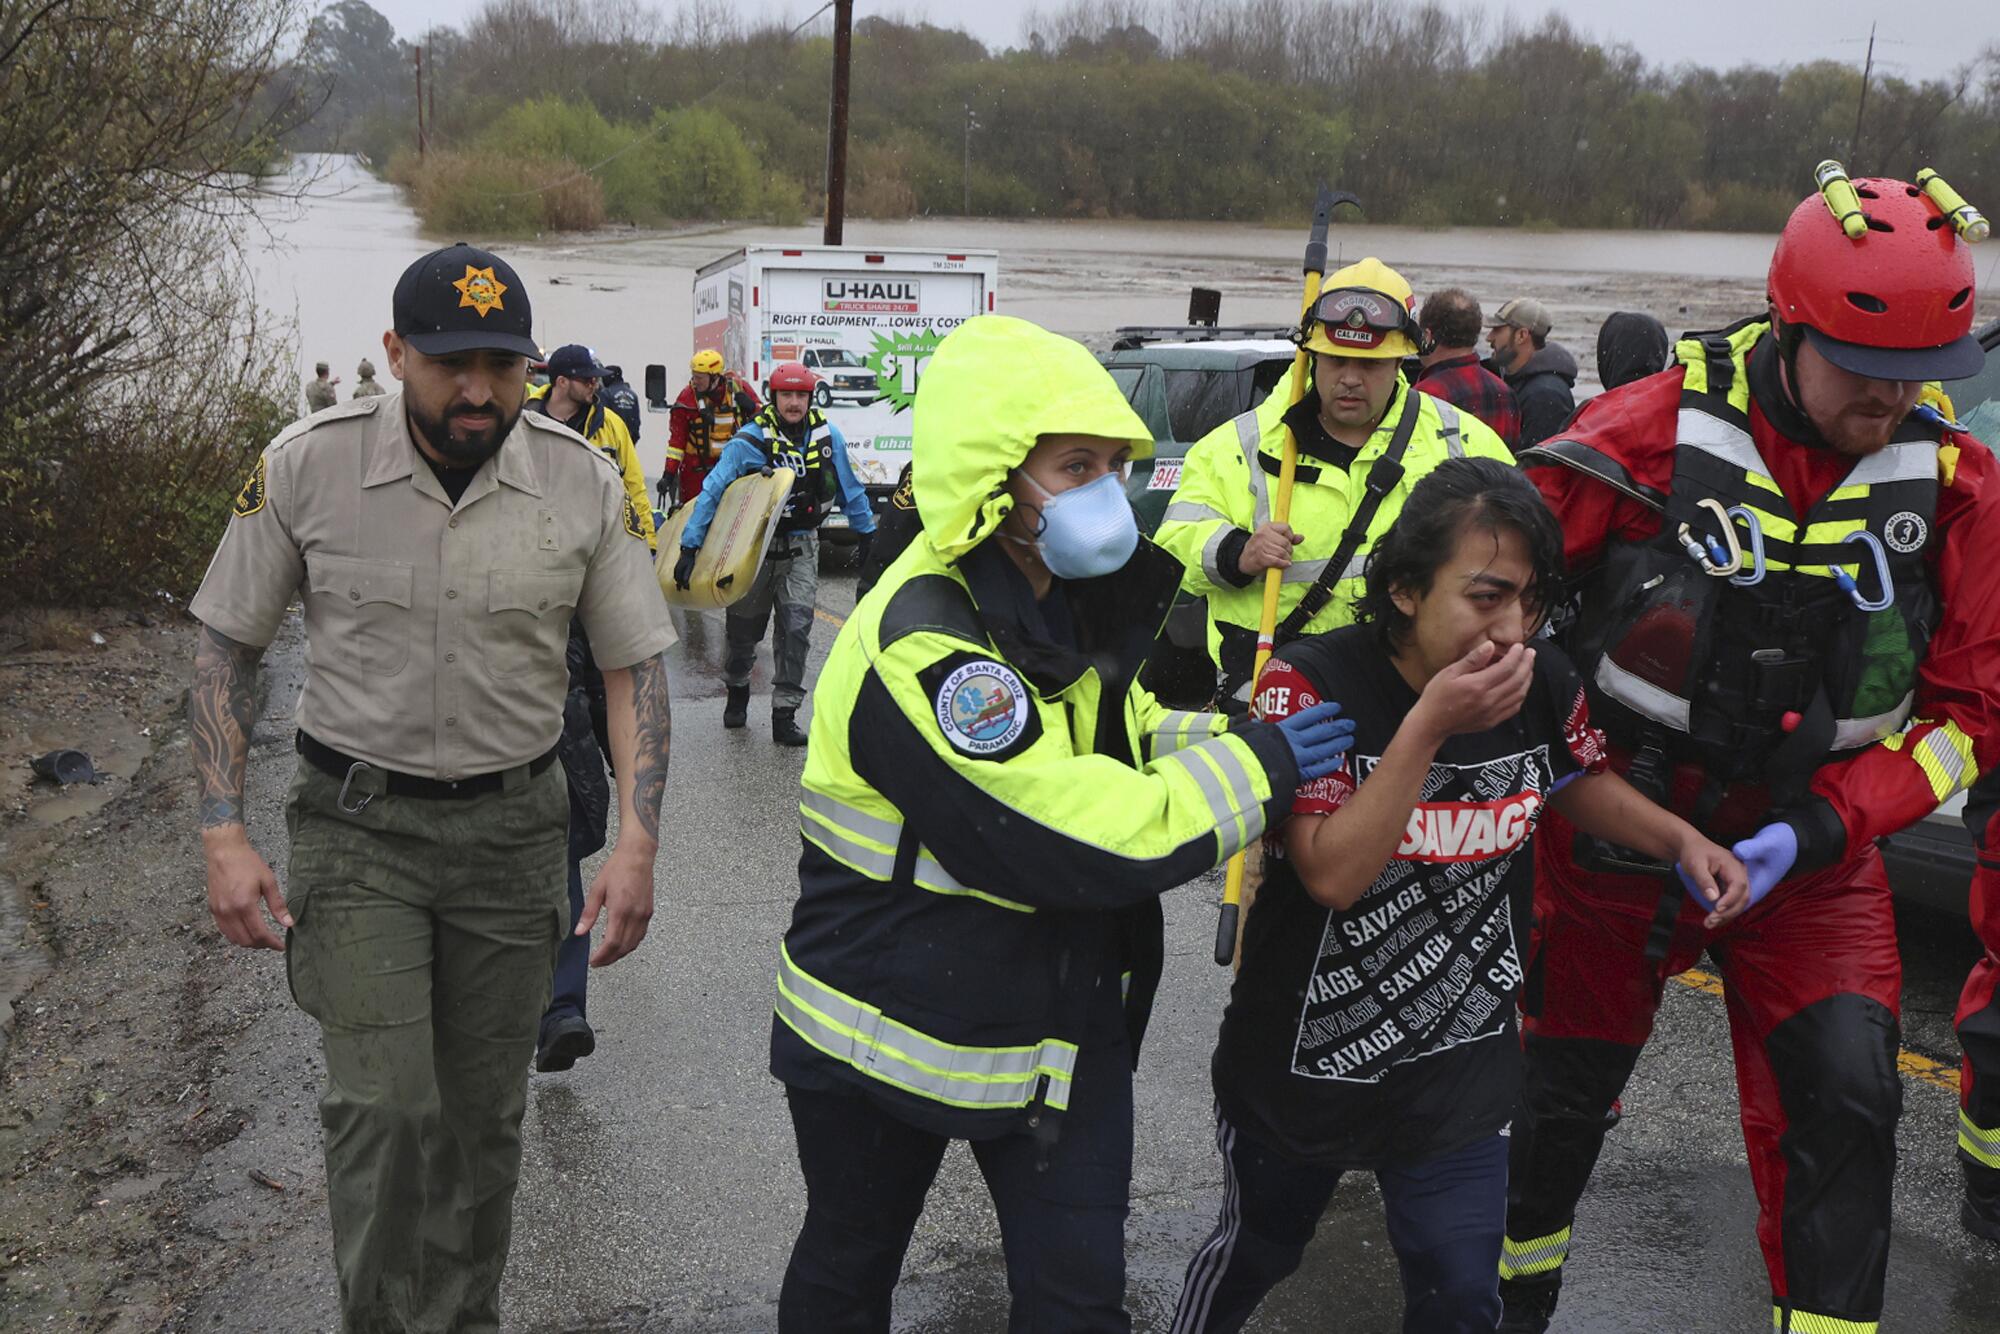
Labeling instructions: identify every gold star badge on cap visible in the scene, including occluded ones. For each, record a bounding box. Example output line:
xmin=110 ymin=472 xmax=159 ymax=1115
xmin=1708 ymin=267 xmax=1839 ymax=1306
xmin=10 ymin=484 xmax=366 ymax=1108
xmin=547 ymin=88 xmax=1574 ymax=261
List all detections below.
xmin=452 ymin=265 xmax=508 ymax=318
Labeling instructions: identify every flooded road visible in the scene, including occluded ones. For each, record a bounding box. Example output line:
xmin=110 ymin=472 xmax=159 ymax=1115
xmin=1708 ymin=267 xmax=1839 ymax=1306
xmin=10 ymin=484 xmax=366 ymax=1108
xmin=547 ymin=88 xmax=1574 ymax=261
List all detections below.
xmin=248 ymin=154 xmax=2000 ymax=482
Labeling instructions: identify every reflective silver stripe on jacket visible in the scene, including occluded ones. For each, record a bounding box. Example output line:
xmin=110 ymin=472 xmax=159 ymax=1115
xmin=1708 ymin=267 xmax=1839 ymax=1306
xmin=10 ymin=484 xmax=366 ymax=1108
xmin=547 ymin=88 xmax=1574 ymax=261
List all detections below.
xmin=1676 ymin=409 xmax=1768 ymax=477
xmin=1678 ymin=407 xmax=1936 ymax=487
xmin=1162 ymin=501 xmax=1227 ymax=525
xmin=1147 ymin=709 xmax=1219 ymax=759
xmin=1832 ymin=692 xmax=1914 ymax=750
xmin=1599 ymin=653 xmax=1916 ymax=749
xmin=1845 ymin=440 xmax=1939 ymax=486
xmin=1432 ymin=396 xmax=1465 ymax=458
xmin=1158 ymin=734 xmax=1266 ymax=860
xmin=1235 ymin=411 xmax=1272 ymax=529
xmin=800 ymin=789 xmax=1034 ymax=912
xmin=1594 ymin=654 xmax=1692 ymax=731
xmin=776 ymin=945 xmax=1078 ymax=1111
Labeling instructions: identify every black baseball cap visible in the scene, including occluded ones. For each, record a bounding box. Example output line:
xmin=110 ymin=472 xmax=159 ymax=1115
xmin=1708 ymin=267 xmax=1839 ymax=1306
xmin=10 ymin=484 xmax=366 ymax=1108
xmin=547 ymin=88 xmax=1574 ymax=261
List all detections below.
xmin=392 ymin=243 xmax=540 ymax=358
xmin=546 ymin=344 xmax=609 ymax=381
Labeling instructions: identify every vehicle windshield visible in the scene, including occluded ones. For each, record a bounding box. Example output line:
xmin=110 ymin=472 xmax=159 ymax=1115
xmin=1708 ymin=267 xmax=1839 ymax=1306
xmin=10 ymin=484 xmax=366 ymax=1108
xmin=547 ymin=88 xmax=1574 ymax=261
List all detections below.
xmin=815 ymin=349 xmax=862 ymax=368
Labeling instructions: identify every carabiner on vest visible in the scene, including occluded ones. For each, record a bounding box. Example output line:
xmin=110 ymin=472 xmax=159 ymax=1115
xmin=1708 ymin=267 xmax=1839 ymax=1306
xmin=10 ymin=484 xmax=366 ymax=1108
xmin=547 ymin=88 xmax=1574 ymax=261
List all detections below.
xmin=1828 ymin=530 xmax=1895 ymax=612
xmin=1677 ymin=498 xmax=1744 ymax=577
xmin=1725 ymin=505 xmax=1767 ymax=587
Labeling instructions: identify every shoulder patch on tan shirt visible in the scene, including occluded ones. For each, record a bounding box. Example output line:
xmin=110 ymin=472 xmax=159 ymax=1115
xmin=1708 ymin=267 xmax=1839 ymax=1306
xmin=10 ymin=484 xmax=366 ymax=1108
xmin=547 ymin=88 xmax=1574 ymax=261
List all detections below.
xmin=232 ymin=456 xmax=267 ymax=516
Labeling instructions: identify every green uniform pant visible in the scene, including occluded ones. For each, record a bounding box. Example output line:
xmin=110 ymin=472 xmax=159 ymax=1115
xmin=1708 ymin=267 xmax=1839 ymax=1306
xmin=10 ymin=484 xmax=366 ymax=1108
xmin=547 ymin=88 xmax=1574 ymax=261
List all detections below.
xmin=284 ymin=758 xmax=569 ymax=1334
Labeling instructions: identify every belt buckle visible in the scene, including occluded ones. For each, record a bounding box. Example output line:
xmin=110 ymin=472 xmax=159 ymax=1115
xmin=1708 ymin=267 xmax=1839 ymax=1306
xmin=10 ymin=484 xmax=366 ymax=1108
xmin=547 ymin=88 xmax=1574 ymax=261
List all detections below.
xmin=337 ymin=761 xmax=375 ymax=815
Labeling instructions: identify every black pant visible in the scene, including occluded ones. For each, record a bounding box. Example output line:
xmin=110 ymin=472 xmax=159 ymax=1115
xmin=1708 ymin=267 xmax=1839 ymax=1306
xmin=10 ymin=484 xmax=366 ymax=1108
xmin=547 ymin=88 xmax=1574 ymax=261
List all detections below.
xmin=1171 ymin=1113 xmax=1507 ymax=1334
xmin=779 ymin=1043 xmax=1134 ymax=1334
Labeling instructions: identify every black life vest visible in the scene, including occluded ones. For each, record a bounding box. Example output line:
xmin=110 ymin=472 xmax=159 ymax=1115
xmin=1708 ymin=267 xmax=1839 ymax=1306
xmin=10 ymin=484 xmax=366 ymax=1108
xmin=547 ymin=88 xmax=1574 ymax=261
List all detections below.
xmin=754 ymin=405 xmax=839 ymax=533
xmin=1525 ymin=320 xmax=1942 ymax=798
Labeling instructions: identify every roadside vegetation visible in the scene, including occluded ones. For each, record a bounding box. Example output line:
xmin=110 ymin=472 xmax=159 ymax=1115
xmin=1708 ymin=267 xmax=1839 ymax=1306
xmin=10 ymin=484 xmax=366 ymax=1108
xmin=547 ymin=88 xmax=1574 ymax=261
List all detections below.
xmin=279 ymin=0 xmax=2000 ymax=236
xmin=0 ymin=0 xmax=309 ymax=608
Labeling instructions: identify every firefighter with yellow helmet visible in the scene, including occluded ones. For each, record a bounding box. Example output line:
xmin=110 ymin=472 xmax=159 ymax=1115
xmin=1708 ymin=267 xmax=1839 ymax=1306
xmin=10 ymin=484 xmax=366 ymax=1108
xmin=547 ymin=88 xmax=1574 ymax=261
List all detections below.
xmin=1155 ymin=258 xmax=1515 ymax=707
xmin=664 ymin=348 xmax=761 ymax=510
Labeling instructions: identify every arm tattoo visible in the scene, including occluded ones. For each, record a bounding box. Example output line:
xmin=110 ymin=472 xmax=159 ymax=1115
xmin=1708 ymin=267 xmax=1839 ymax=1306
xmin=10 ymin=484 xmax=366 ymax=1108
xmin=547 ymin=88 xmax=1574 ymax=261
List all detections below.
xmin=191 ymin=625 xmax=264 ymax=829
xmin=629 ymin=652 xmax=671 ymax=843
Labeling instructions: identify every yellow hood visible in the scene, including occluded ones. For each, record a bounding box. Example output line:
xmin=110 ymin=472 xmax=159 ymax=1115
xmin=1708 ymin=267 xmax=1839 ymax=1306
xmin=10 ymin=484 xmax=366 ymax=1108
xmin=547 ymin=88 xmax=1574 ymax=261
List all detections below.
xmin=911 ymin=315 xmax=1153 ymax=563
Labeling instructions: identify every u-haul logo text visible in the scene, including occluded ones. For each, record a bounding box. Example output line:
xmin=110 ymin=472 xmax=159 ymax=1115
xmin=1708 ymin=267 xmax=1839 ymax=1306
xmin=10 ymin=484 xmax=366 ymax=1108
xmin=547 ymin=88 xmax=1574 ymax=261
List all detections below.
xmin=1396 ymin=792 xmax=1542 ymax=862
xmin=824 ymin=279 xmax=920 ymax=313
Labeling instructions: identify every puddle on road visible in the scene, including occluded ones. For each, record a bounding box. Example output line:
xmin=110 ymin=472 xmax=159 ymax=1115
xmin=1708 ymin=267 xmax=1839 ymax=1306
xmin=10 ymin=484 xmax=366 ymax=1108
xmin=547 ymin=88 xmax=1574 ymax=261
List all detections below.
xmin=22 ymin=725 xmax=150 ymax=827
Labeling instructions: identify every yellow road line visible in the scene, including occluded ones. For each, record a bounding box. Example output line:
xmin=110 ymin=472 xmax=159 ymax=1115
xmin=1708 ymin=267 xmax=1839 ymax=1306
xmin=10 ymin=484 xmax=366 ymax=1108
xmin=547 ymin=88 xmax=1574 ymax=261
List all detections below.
xmin=1671 ymin=967 xmax=1960 ymax=1095
xmin=815 ymin=608 xmax=846 ymax=628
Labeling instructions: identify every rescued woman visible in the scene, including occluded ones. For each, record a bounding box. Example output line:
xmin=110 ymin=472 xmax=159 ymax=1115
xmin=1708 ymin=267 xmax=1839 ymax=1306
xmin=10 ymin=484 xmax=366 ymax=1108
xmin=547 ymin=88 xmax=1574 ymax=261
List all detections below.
xmin=1171 ymin=456 xmax=1748 ymax=1334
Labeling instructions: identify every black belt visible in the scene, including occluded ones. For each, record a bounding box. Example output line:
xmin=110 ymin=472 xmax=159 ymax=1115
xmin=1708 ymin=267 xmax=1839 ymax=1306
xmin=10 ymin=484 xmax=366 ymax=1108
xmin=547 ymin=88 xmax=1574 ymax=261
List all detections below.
xmin=297 ymin=731 xmax=557 ymax=809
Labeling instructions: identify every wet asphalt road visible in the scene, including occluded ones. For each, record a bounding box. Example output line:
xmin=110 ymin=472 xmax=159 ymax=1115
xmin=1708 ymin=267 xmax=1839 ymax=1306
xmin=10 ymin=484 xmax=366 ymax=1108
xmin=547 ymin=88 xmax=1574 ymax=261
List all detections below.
xmin=200 ymin=557 xmax=2000 ymax=1332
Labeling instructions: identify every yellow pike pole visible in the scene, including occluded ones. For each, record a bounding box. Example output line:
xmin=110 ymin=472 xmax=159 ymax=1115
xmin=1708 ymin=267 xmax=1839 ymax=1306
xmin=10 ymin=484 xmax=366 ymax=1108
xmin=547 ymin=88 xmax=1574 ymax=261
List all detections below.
xmin=1214 ymin=185 xmax=1357 ymax=966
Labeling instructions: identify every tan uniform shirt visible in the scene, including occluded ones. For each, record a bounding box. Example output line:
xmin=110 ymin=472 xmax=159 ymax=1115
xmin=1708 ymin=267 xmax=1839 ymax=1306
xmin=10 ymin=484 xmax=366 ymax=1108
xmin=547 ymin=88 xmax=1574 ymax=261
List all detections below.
xmin=191 ymin=393 xmax=677 ymax=779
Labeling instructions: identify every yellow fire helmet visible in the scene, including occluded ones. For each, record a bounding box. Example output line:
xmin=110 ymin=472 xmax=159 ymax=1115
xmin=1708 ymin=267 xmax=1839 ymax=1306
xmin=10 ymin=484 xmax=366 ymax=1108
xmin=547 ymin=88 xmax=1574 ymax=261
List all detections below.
xmin=691 ymin=348 xmax=726 ymax=375
xmin=1300 ymin=257 xmax=1421 ymax=360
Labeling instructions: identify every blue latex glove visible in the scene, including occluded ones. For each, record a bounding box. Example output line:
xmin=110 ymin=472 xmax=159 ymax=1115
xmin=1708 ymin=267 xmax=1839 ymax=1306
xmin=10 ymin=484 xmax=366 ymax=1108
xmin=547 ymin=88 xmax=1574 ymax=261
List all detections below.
xmin=1730 ymin=820 xmax=1799 ymax=908
xmin=1275 ymin=700 xmax=1357 ymax=781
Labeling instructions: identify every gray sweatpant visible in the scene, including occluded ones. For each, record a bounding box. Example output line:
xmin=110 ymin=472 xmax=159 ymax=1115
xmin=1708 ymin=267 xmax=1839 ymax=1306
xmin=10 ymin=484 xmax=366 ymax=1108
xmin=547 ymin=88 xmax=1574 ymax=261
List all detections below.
xmin=725 ymin=528 xmax=819 ymax=712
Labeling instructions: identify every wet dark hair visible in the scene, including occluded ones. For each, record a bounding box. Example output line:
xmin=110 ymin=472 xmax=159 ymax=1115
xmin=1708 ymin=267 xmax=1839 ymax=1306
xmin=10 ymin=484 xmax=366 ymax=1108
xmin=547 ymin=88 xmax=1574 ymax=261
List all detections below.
xmin=1354 ymin=456 xmax=1566 ymax=652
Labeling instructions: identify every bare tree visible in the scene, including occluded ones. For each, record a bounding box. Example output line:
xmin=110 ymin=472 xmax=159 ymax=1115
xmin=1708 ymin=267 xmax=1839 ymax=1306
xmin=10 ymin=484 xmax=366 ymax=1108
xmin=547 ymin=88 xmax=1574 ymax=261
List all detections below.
xmin=0 ymin=0 xmax=314 ymax=602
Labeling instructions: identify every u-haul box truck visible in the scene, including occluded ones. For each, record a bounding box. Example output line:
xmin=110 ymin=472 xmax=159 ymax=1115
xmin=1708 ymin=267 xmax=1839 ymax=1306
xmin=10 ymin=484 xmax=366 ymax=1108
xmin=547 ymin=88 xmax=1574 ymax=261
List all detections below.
xmin=689 ymin=245 xmax=1000 ymax=528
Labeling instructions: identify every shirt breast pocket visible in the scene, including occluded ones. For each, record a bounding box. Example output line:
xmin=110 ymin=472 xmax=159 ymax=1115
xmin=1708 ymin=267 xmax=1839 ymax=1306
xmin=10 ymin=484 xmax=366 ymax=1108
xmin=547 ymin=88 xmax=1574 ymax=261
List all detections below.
xmin=482 ymin=567 xmax=586 ymax=679
xmin=306 ymin=555 xmax=414 ymax=676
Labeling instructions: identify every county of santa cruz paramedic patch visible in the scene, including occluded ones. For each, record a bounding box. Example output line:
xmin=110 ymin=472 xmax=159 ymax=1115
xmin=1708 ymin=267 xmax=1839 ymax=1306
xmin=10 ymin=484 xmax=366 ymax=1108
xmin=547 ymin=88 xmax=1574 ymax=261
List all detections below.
xmin=932 ymin=658 xmax=1032 ymax=758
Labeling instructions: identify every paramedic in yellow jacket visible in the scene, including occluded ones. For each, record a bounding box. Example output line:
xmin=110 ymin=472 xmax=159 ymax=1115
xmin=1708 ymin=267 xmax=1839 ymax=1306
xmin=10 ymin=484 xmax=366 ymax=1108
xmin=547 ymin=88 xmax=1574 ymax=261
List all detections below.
xmin=1155 ymin=258 xmax=1513 ymax=707
xmin=528 ymin=343 xmax=656 ymax=551
xmin=769 ymin=315 xmax=1358 ymax=1331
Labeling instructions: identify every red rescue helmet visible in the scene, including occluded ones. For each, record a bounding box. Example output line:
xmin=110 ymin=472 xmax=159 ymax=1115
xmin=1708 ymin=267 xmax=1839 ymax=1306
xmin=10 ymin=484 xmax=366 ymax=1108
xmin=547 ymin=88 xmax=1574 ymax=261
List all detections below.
xmin=769 ymin=362 xmax=817 ymax=393
xmin=1768 ymin=175 xmax=1982 ymax=381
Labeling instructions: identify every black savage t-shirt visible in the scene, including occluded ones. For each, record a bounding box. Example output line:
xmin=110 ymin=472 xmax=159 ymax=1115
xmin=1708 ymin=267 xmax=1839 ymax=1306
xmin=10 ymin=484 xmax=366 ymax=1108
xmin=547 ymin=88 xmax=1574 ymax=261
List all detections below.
xmin=1212 ymin=625 xmax=1607 ymax=1167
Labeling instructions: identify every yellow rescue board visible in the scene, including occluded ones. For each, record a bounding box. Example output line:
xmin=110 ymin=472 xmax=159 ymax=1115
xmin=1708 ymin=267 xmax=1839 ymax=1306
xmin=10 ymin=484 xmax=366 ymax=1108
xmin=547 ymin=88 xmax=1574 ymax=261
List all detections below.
xmin=657 ymin=466 xmax=796 ymax=609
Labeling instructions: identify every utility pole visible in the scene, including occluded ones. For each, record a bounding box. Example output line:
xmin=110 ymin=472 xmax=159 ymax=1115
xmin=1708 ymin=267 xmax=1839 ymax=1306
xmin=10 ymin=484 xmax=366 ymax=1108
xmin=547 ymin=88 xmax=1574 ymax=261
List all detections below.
xmin=823 ymin=0 xmax=852 ymax=245
xmin=962 ymin=101 xmax=977 ymax=216
xmin=427 ymin=47 xmax=436 ymax=146
xmin=414 ymin=46 xmax=427 ymax=159
xmin=1851 ymin=22 xmax=1876 ymax=164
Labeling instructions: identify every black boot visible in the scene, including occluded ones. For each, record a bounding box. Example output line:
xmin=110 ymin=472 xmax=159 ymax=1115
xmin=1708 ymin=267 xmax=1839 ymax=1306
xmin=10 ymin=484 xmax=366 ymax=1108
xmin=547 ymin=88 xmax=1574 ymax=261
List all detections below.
xmin=1497 ymin=1277 xmax=1561 ymax=1334
xmin=773 ymin=708 xmax=808 ymax=747
xmin=1964 ymin=1163 xmax=2000 ymax=1243
xmin=535 ymin=1014 xmax=596 ymax=1074
xmin=723 ymin=683 xmax=749 ymax=729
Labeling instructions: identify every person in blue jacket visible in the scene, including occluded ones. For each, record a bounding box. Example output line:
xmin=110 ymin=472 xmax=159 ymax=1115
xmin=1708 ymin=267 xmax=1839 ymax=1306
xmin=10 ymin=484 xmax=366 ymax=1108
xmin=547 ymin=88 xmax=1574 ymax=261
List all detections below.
xmin=674 ymin=361 xmax=877 ymax=746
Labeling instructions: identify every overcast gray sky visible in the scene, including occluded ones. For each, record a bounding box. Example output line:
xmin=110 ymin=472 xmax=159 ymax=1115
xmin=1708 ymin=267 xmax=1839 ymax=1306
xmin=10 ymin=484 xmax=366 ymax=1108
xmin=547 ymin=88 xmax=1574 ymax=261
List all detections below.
xmin=360 ymin=0 xmax=1993 ymax=83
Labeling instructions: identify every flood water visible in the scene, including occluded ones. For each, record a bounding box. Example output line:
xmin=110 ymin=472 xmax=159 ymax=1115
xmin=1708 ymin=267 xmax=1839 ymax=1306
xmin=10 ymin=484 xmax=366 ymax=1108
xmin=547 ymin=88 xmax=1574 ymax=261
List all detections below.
xmin=248 ymin=154 xmax=1999 ymax=479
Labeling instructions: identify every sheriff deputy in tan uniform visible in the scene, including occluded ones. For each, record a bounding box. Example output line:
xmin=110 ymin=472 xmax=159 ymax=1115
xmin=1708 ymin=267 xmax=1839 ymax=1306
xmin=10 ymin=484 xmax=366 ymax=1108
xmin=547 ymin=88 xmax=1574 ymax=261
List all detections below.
xmin=188 ymin=243 xmax=676 ymax=1333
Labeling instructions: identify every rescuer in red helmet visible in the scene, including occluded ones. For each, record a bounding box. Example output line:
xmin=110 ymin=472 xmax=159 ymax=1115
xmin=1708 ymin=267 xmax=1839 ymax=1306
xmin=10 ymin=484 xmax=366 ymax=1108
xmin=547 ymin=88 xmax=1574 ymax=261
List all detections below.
xmin=673 ymin=361 xmax=876 ymax=745
xmin=1496 ymin=166 xmax=2000 ymax=1334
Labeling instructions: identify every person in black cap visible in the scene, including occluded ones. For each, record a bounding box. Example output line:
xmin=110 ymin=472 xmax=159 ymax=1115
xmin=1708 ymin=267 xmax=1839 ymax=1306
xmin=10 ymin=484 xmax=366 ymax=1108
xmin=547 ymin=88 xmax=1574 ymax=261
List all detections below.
xmin=187 ymin=241 xmax=677 ymax=1333
xmin=598 ymin=363 xmax=643 ymax=442
xmin=522 ymin=340 xmax=658 ymax=1077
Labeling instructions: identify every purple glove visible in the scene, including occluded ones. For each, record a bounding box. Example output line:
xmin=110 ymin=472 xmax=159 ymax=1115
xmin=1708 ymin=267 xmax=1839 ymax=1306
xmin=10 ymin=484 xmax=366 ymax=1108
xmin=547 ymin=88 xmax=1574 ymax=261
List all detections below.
xmin=1730 ymin=820 xmax=1799 ymax=908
